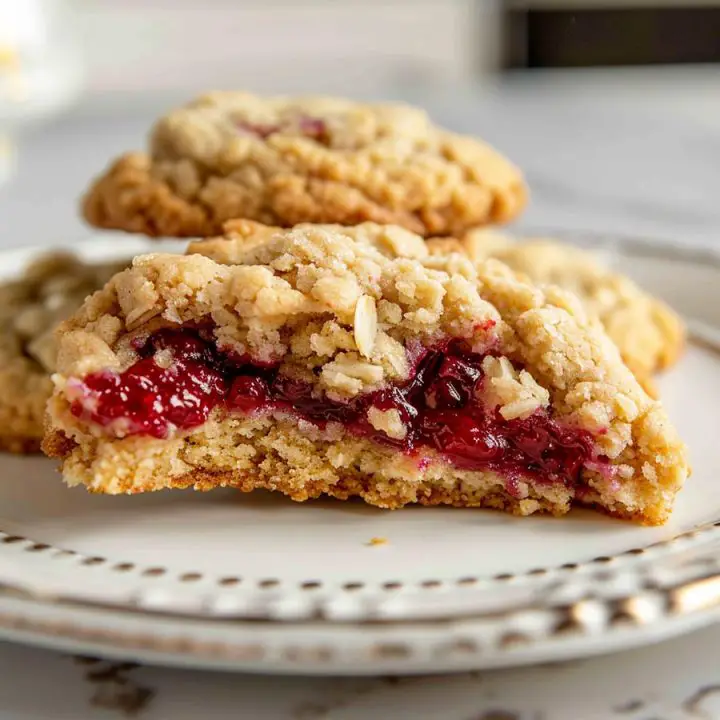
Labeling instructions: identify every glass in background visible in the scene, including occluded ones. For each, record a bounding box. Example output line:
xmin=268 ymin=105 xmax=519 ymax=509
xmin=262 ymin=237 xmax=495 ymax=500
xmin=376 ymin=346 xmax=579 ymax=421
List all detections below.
xmin=0 ymin=0 xmax=83 ymax=186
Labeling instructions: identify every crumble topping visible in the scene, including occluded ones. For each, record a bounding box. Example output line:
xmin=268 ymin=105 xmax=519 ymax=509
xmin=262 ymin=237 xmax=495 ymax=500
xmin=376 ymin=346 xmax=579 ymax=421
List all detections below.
xmin=479 ymin=356 xmax=550 ymax=421
xmin=432 ymin=230 xmax=686 ymax=381
xmin=353 ymin=294 xmax=377 ymax=359
xmin=61 ymin=222 xmax=505 ymax=401
xmin=366 ymin=407 xmax=407 ymax=440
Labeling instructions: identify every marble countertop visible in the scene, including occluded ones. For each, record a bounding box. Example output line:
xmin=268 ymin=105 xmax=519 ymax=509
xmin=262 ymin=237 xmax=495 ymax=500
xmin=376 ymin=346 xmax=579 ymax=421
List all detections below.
xmin=0 ymin=67 xmax=718 ymax=718
xmin=2 ymin=623 xmax=720 ymax=719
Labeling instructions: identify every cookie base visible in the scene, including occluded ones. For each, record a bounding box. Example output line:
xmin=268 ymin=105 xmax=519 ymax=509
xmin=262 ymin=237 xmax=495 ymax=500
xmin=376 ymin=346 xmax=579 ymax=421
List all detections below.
xmin=43 ymin=412 xmax=674 ymax=526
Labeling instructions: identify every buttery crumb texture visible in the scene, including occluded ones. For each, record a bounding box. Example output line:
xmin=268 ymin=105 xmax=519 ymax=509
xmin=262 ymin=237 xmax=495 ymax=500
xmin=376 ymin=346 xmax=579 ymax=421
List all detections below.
xmin=44 ymin=221 xmax=688 ymax=525
xmin=82 ymin=92 xmax=526 ymax=238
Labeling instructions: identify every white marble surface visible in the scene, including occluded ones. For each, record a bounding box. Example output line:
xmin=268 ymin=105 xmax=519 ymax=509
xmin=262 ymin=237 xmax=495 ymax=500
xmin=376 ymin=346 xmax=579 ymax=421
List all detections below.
xmin=0 ymin=68 xmax=719 ymax=718
xmin=3 ymin=624 xmax=720 ymax=719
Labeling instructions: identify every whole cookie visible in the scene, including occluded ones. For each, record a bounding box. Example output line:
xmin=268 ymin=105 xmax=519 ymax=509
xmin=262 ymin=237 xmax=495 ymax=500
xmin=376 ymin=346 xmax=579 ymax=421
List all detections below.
xmin=45 ymin=222 xmax=687 ymax=525
xmin=82 ymin=92 xmax=527 ymax=238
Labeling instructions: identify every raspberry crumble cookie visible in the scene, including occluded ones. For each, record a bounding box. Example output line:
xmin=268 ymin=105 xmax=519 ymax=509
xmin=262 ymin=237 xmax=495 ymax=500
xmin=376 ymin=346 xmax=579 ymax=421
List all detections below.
xmin=0 ymin=252 xmax=125 ymax=453
xmin=82 ymin=92 xmax=526 ymax=238
xmin=428 ymin=231 xmax=685 ymax=388
xmin=43 ymin=222 xmax=688 ymax=524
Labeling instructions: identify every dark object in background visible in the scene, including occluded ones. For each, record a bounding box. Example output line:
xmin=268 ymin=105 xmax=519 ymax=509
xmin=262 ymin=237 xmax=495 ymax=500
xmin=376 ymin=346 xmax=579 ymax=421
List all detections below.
xmin=504 ymin=5 xmax=720 ymax=68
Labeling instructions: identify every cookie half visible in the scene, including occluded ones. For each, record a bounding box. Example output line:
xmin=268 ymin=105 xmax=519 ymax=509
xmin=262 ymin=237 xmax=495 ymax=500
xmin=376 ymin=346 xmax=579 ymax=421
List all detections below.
xmin=429 ymin=231 xmax=685 ymax=389
xmin=0 ymin=253 xmax=126 ymax=453
xmin=44 ymin=222 xmax=687 ymax=524
xmin=82 ymin=92 xmax=526 ymax=238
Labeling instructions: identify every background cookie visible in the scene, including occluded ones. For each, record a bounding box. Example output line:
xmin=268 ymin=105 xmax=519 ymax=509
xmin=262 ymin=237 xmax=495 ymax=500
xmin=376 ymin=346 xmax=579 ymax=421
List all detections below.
xmin=0 ymin=253 xmax=126 ymax=453
xmin=82 ymin=92 xmax=526 ymax=238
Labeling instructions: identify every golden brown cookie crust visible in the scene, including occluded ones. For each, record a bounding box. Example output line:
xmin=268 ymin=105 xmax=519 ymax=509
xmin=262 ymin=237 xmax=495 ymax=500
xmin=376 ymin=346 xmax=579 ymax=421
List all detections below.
xmin=45 ymin=222 xmax=688 ymax=524
xmin=82 ymin=92 xmax=527 ymax=238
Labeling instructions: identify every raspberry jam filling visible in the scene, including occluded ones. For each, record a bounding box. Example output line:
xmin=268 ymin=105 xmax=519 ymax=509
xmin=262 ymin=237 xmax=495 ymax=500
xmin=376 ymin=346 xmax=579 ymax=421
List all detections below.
xmin=68 ymin=332 xmax=227 ymax=439
xmin=70 ymin=329 xmax=605 ymax=486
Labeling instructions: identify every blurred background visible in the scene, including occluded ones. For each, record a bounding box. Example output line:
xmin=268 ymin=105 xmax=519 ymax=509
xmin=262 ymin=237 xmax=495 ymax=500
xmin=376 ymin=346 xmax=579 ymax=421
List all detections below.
xmin=1 ymin=0 xmax=719 ymax=245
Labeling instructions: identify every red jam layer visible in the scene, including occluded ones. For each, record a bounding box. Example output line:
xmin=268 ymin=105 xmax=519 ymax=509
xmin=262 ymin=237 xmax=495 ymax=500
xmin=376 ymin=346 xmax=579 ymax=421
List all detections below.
xmin=70 ymin=329 xmax=604 ymax=487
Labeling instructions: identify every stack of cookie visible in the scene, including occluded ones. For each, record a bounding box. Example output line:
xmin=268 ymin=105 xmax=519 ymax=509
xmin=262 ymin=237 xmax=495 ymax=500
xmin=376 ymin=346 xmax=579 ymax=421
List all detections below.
xmin=7 ymin=92 xmax=689 ymax=524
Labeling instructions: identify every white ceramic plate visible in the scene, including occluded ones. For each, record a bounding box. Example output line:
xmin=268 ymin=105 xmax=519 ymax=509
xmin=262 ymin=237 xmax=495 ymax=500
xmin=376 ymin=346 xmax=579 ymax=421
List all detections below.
xmin=0 ymin=233 xmax=718 ymax=675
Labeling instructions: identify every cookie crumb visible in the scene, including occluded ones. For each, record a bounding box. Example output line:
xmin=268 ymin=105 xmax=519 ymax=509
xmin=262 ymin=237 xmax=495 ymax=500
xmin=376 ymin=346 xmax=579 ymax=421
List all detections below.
xmin=367 ymin=536 xmax=388 ymax=547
